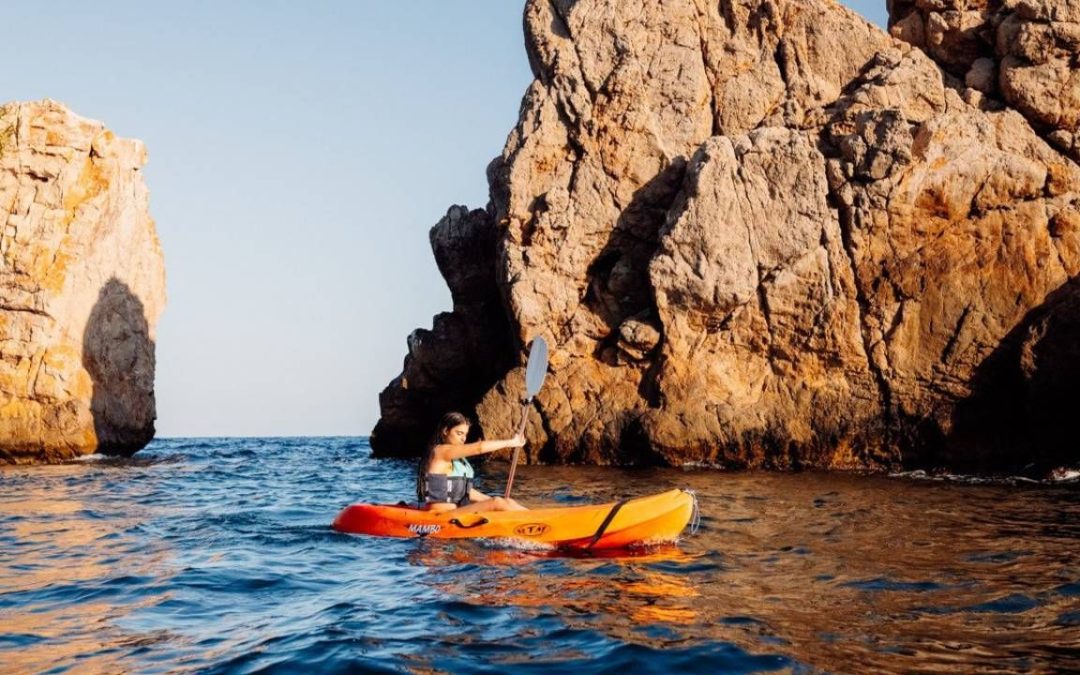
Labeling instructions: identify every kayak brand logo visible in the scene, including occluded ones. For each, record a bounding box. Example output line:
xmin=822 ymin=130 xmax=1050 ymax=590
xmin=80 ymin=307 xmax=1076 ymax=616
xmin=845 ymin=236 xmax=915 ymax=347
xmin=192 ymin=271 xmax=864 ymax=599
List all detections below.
xmin=514 ymin=523 xmax=549 ymax=537
xmin=408 ymin=523 xmax=441 ymax=536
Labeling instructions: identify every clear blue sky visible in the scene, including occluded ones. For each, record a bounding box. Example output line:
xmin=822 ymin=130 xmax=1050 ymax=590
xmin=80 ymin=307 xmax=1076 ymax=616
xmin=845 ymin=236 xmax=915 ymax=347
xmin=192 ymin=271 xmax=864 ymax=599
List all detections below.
xmin=3 ymin=1 xmax=888 ymax=437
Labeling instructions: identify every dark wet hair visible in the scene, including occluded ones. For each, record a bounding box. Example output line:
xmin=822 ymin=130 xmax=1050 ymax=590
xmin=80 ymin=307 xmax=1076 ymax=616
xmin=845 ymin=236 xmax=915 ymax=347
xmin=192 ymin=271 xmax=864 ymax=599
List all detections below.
xmin=416 ymin=412 xmax=471 ymax=501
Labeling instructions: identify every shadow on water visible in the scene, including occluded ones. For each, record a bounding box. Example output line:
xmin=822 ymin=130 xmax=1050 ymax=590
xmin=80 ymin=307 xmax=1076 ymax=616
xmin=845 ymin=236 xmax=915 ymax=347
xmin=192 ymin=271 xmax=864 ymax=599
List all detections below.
xmin=945 ymin=275 xmax=1080 ymax=474
xmin=81 ymin=278 xmax=156 ymax=455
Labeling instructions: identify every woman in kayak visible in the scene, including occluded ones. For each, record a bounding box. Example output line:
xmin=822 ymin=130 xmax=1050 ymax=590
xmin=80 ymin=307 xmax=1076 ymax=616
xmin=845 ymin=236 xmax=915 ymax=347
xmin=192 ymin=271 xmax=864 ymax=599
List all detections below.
xmin=417 ymin=412 xmax=528 ymax=512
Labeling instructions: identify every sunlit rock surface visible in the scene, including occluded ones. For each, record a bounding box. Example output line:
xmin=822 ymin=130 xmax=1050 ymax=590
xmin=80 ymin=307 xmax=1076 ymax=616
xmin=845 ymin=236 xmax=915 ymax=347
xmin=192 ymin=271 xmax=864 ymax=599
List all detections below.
xmin=0 ymin=100 xmax=166 ymax=464
xmin=889 ymin=0 xmax=1080 ymax=162
xmin=373 ymin=0 xmax=1080 ymax=474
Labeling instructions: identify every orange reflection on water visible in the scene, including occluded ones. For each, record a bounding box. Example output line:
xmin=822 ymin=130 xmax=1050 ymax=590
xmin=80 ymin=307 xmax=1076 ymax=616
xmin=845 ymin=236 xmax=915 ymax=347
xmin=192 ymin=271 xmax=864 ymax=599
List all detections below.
xmin=402 ymin=467 xmax=1080 ymax=672
xmin=408 ymin=543 xmax=702 ymax=632
xmin=0 ymin=467 xmax=174 ymax=674
xmin=1 ymin=596 xmax=173 ymax=675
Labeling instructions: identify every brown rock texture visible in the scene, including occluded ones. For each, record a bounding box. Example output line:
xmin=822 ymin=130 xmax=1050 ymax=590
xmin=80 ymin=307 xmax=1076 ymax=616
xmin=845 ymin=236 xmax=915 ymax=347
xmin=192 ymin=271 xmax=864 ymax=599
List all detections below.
xmin=0 ymin=100 xmax=166 ymax=464
xmin=373 ymin=0 xmax=1080 ymax=474
xmin=889 ymin=0 xmax=1080 ymax=162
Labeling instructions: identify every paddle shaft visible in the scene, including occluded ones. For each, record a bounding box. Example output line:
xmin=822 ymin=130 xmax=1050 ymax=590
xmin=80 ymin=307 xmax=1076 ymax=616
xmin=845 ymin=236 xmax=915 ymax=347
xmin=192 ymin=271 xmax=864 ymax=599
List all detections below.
xmin=504 ymin=400 xmax=530 ymax=499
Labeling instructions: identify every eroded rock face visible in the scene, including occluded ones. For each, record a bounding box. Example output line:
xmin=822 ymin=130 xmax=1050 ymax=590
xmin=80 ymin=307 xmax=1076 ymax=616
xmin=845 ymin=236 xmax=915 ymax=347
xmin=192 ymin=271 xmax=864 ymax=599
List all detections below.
xmin=373 ymin=0 xmax=1080 ymax=473
xmin=823 ymin=46 xmax=1080 ymax=469
xmin=889 ymin=0 xmax=1080 ymax=162
xmin=0 ymin=100 xmax=166 ymax=464
xmin=644 ymin=129 xmax=884 ymax=469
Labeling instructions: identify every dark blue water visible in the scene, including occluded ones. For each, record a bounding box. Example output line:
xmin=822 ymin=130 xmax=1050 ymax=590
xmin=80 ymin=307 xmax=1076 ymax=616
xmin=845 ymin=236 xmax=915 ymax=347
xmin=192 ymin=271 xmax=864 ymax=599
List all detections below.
xmin=1 ymin=438 xmax=1078 ymax=673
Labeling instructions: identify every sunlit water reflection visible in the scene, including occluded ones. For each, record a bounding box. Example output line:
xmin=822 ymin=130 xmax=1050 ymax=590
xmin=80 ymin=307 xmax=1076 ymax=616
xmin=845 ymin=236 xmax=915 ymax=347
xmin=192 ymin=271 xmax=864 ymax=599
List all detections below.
xmin=1 ymin=438 xmax=1077 ymax=672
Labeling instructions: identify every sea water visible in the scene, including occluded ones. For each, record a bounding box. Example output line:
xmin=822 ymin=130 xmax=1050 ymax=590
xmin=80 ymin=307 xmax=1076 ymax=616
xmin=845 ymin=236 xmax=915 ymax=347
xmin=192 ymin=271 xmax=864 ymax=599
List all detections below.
xmin=1 ymin=438 xmax=1077 ymax=673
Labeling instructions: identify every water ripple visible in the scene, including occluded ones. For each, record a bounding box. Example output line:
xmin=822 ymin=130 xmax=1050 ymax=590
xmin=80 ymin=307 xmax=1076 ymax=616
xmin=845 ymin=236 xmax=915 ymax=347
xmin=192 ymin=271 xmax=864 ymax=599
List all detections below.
xmin=1 ymin=438 xmax=1078 ymax=672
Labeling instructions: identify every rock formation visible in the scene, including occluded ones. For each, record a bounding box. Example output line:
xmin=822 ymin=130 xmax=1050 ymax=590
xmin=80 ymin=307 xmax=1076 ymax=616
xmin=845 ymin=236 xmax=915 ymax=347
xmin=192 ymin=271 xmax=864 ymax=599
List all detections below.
xmin=889 ymin=0 xmax=1080 ymax=162
xmin=373 ymin=0 xmax=1080 ymax=474
xmin=372 ymin=206 xmax=513 ymax=454
xmin=0 ymin=100 xmax=166 ymax=464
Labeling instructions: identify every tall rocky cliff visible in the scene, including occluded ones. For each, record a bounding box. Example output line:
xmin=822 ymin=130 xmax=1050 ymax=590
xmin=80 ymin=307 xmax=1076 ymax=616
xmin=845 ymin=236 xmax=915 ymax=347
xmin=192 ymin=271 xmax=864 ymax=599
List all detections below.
xmin=0 ymin=100 xmax=166 ymax=464
xmin=373 ymin=0 xmax=1080 ymax=473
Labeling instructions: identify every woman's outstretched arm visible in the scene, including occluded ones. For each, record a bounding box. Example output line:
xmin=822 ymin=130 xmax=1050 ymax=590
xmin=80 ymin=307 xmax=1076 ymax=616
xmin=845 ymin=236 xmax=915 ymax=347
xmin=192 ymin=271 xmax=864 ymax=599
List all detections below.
xmin=433 ymin=435 xmax=524 ymax=461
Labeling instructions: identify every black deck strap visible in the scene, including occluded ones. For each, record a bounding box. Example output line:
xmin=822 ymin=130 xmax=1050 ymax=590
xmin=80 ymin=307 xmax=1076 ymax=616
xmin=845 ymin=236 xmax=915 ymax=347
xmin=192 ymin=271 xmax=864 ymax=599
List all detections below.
xmin=585 ymin=497 xmax=631 ymax=549
xmin=449 ymin=517 xmax=490 ymax=529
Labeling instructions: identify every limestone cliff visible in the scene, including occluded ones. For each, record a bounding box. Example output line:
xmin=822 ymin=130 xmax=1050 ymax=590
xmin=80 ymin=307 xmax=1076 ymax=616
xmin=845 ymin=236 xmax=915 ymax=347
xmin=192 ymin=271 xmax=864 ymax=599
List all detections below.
xmin=0 ymin=100 xmax=166 ymax=464
xmin=373 ymin=0 xmax=1080 ymax=474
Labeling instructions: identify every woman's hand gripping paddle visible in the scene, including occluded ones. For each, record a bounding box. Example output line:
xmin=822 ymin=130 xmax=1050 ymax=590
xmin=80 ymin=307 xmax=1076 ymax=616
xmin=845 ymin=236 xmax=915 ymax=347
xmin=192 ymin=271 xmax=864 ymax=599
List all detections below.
xmin=504 ymin=336 xmax=548 ymax=499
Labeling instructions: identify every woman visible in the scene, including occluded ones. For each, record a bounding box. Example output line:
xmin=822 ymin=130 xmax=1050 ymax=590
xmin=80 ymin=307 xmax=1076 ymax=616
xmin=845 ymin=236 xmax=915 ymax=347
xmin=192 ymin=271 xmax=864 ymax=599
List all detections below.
xmin=417 ymin=412 xmax=528 ymax=513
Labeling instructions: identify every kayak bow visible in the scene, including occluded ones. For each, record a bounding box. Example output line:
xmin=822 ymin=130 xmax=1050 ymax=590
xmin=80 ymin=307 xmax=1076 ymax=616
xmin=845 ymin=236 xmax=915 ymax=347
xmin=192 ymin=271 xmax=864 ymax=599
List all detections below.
xmin=332 ymin=488 xmax=698 ymax=550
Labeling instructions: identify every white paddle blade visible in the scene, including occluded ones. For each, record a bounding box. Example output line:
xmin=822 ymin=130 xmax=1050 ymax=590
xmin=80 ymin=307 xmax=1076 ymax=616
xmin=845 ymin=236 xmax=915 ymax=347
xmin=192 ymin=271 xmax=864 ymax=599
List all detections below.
xmin=524 ymin=337 xmax=548 ymax=398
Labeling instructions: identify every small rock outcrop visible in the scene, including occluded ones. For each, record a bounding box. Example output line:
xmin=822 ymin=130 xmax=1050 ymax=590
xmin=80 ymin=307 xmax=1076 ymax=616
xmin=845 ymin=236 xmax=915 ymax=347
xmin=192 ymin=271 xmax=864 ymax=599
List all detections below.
xmin=373 ymin=0 xmax=1079 ymax=474
xmin=372 ymin=206 xmax=513 ymax=455
xmin=0 ymin=100 xmax=166 ymax=464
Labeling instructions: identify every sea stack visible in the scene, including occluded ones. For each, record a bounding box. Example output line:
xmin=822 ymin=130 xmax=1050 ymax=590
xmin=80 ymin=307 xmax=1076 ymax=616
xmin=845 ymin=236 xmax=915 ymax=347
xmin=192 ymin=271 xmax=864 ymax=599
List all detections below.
xmin=373 ymin=0 xmax=1080 ymax=474
xmin=0 ymin=100 xmax=166 ymax=464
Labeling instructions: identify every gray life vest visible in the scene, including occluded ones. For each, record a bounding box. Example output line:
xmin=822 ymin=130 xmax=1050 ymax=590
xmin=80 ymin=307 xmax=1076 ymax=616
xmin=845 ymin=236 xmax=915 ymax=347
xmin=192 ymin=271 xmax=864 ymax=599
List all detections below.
xmin=420 ymin=457 xmax=474 ymax=506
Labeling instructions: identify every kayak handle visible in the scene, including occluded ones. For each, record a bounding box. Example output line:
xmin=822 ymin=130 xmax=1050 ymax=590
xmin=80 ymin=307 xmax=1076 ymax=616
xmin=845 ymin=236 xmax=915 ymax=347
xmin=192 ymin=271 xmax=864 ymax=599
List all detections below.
xmin=449 ymin=517 xmax=490 ymax=529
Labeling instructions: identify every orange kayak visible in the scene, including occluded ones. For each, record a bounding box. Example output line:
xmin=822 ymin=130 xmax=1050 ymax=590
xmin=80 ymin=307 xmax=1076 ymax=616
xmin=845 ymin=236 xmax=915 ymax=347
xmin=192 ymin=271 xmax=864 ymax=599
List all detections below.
xmin=332 ymin=489 xmax=698 ymax=551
